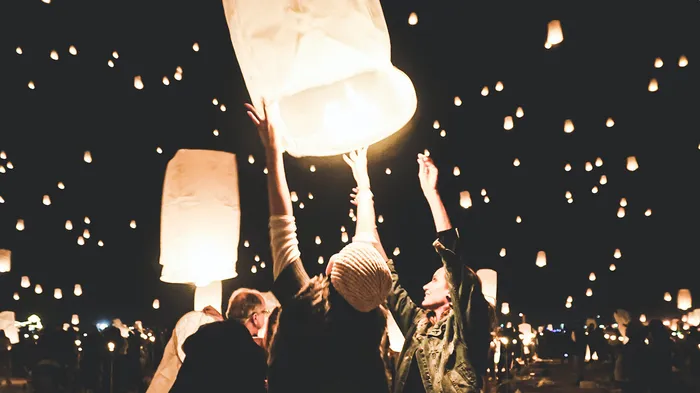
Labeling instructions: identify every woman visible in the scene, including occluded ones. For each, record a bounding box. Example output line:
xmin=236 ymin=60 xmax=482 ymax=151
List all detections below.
xmin=247 ymin=102 xmax=392 ymax=393
xmin=354 ymin=153 xmax=495 ymax=393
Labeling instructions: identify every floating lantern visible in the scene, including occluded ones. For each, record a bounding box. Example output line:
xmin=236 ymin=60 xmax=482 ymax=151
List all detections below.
xmin=545 ymin=20 xmax=564 ymax=47
xmin=476 ymin=269 xmax=497 ymax=307
xmin=54 ymin=288 xmax=63 ymax=299
xmin=192 ymin=42 xmax=200 ymax=52
xmin=83 ymin=151 xmax=92 ymax=163
xmin=162 ymin=76 xmax=170 ymax=85
xmin=130 ymin=220 xmax=137 ymax=229
xmin=69 ymin=45 xmax=77 ymax=55
xmin=499 ymin=248 xmax=506 ymax=257
xmin=433 ymin=120 xmax=440 ymax=129
xmin=341 ymin=232 xmax=349 ymax=243
xmin=13 ymin=293 xmax=19 ymax=301
xmin=72 ymin=314 xmax=80 ymax=325
xmin=318 ymin=256 xmax=324 ymax=264
xmin=16 ymin=219 xmax=24 ymax=231
xmin=97 ymin=240 xmax=104 ymax=247
xmin=644 ymin=209 xmax=652 ymax=217
xmin=516 ymin=216 xmax=522 ymax=224
xmin=503 ymin=116 xmax=514 ymax=130
xmin=501 ymin=302 xmax=510 ymax=315
xmin=315 ymin=236 xmax=322 ymax=245
xmin=566 ymin=296 xmax=573 ymax=303
xmin=516 ymin=107 xmax=524 ymax=118
xmin=290 ymin=191 xmax=298 ymax=202
xmin=678 ymin=289 xmax=692 ymax=311
xmin=495 ymin=81 xmax=504 ymax=91
xmin=564 ymin=163 xmax=571 ymax=172
xmin=393 ymin=247 xmax=400 ymax=256
xmin=160 ymin=150 xmax=241 ymax=284
xmin=309 ymin=165 xmax=316 ymax=172
xmin=639 ymin=314 xmax=647 ymax=323
xmin=84 ymin=216 xmax=90 ymax=224
xmin=626 ymin=156 xmax=639 ymax=171
xmin=65 ymin=220 xmax=73 ymax=230
xmin=74 ymin=284 xmax=82 ymax=296
xmin=678 ymin=55 xmax=688 ymax=68
xmin=21 ymin=276 xmax=30 ymax=288
xmin=599 ymin=175 xmax=607 ymax=185
xmin=564 ymin=119 xmax=574 ymax=133
xmin=614 ymin=248 xmax=622 ymax=259
xmin=664 ymin=292 xmax=672 ymax=302
xmin=585 ymin=162 xmax=593 ymax=171
xmin=408 ymin=12 xmax=418 ymax=25
xmin=35 ymin=285 xmax=43 ymax=294
xmin=459 ymin=191 xmax=472 ymax=209
xmin=134 ymin=76 xmax=144 ymax=90
xmin=58 ymin=182 xmax=65 ymax=189
xmin=535 ymin=251 xmax=547 ymax=268
xmin=648 ymin=79 xmax=658 ymax=92
xmin=589 ymin=273 xmax=596 ymax=281
xmin=609 ymin=264 xmax=616 ymax=271
xmin=222 ymin=0 xmax=417 ymax=157
xmin=194 ymin=281 xmax=223 ymax=314
xmin=606 ymin=117 xmax=615 ymax=127
xmin=513 ymin=158 xmax=520 ymax=167
xmin=481 ymin=189 xmax=487 ymax=196
xmin=28 ymin=81 xmax=35 ymax=89
xmin=83 ymin=229 xmax=90 ymax=239
xmin=248 ymin=155 xmax=255 ymax=164
xmin=454 ymin=96 xmax=462 ymax=106
xmin=0 ymin=249 xmax=10 ymax=272
xmin=481 ymin=86 xmax=489 ymax=96
xmin=654 ymin=58 xmax=663 ymax=68
xmin=152 ymin=299 xmax=160 ymax=309
xmin=586 ymin=288 xmax=593 ymax=297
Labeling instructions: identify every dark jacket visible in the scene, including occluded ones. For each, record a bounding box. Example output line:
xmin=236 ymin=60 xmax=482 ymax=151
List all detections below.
xmin=388 ymin=228 xmax=493 ymax=393
xmin=269 ymin=259 xmax=390 ymax=393
xmin=170 ymin=319 xmax=267 ymax=393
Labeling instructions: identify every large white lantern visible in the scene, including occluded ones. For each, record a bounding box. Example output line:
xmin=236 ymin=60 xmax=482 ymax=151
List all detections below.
xmin=476 ymin=269 xmax=497 ymax=307
xmin=0 ymin=311 xmax=19 ymax=344
xmin=678 ymin=289 xmax=692 ymax=311
xmin=222 ymin=0 xmax=417 ymax=157
xmin=0 ymin=249 xmax=10 ymax=272
xmin=160 ymin=150 xmax=241 ymax=285
xmin=194 ymin=281 xmax=223 ymax=314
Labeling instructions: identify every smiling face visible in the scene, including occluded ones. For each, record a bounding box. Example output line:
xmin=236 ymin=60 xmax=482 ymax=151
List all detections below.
xmin=421 ymin=267 xmax=451 ymax=309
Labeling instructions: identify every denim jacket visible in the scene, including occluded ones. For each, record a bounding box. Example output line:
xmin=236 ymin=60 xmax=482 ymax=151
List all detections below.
xmin=387 ymin=228 xmax=492 ymax=393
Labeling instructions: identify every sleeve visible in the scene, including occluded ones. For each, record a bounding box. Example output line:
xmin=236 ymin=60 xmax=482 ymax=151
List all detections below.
xmin=386 ymin=259 xmax=424 ymax=336
xmin=270 ymin=215 xmax=310 ymax=304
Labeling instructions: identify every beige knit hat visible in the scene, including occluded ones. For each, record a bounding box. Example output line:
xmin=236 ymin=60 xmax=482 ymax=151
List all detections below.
xmin=329 ymin=241 xmax=392 ymax=312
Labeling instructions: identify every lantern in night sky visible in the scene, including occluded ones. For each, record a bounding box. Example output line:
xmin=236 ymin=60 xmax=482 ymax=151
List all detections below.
xmin=222 ymin=0 xmax=417 ymax=157
xmin=459 ymin=191 xmax=472 ymax=209
xmin=152 ymin=299 xmax=160 ymax=309
xmin=0 ymin=311 xmax=19 ymax=344
xmin=54 ymin=288 xmax=63 ymax=299
xmin=21 ymin=276 xmax=30 ymax=288
xmin=501 ymin=302 xmax=510 ymax=315
xmin=74 ymin=284 xmax=83 ymax=296
xmin=536 ymin=251 xmax=547 ymax=268
xmin=0 ymin=249 xmax=10 ymax=272
xmin=160 ymin=150 xmax=240 ymax=285
xmin=476 ymin=269 xmax=497 ymax=306
xmin=71 ymin=314 xmax=80 ymax=325
xmin=677 ymin=289 xmax=692 ymax=311
xmin=194 ymin=281 xmax=223 ymax=314
xmin=545 ymin=20 xmax=564 ymax=47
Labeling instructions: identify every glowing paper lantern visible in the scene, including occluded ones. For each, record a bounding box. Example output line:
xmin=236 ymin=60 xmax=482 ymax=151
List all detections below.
xmin=194 ymin=281 xmax=223 ymax=314
xmin=35 ymin=284 xmax=43 ymax=294
xmin=160 ymin=150 xmax=240 ymax=285
xmin=476 ymin=269 xmax=497 ymax=306
xmin=546 ymin=20 xmax=564 ymax=46
xmin=408 ymin=12 xmax=418 ymax=26
xmin=648 ymin=79 xmax=658 ymax=92
xmin=639 ymin=314 xmax=647 ymax=323
xmin=626 ymin=156 xmax=639 ymax=171
xmin=0 ymin=312 xmax=19 ymax=344
xmin=0 ymin=249 xmax=10 ymax=273
xmin=664 ymin=292 xmax=672 ymax=302
xmin=687 ymin=309 xmax=700 ymax=326
xmin=54 ymin=288 xmax=63 ymax=299
xmin=677 ymin=289 xmax=692 ymax=311
xmin=459 ymin=191 xmax=472 ymax=209
xmin=564 ymin=119 xmax=574 ymax=133
xmin=74 ymin=284 xmax=82 ymax=296
xmin=614 ymin=248 xmax=622 ymax=259
xmin=16 ymin=219 xmax=25 ymax=231
xmin=501 ymin=302 xmax=510 ymax=315
xmin=71 ymin=314 xmax=80 ymax=325
xmin=222 ymin=0 xmax=417 ymax=157
xmin=153 ymin=299 xmax=160 ymax=309
xmin=21 ymin=276 xmax=30 ymax=288
xmin=503 ymin=116 xmax=514 ymax=130
xmin=535 ymin=251 xmax=547 ymax=267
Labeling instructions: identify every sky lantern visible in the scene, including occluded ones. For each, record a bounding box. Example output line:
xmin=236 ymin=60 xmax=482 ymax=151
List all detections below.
xmin=495 ymin=81 xmax=504 ymax=91
xmin=35 ymin=285 xmax=43 ymax=294
xmin=454 ymin=96 xmax=462 ymax=106
xmin=130 ymin=220 xmax=137 ymax=229
xmin=83 ymin=151 xmax=92 ymax=163
xmin=678 ymin=55 xmax=688 ymax=67
xmin=42 ymin=195 xmax=51 ymax=205
xmin=69 ymin=45 xmax=77 ymax=55
xmin=564 ymin=119 xmax=574 ymax=133
xmin=192 ymin=42 xmax=200 ymax=52
xmin=503 ymin=116 xmax=514 ymax=130
xmin=476 ymin=269 xmax=497 ymax=306
xmin=499 ymin=248 xmax=506 ymax=257
xmin=13 ymin=293 xmax=19 ymax=301
xmin=599 ymin=175 xmax=607 ymax=185
xmin=71 ymin=314 xmax=80 ymax=325
xmin=513 ymin=158 xmax=520 ymax=167
xmin=585 ymin=162 xmax=593 ymax=171
xmin=677 ymin=289 xmax=692 ymax=311
xmin=606 ymin=117 xmax=615 ymax=127
xmin=315 ymin=236 xmax=322 ymax=245
xmin=516 ymin=107 xmax=524 ymax=118
xmin=564 ymin=163 xmax=571 ymax=171
xmin=639 ymin=314 xmax=647 ymax=323
xmin=194 ymin=281 xmax=223 ymax=314
xmin=535 ymin=251 xmax=547 ymax=267
xmin=160 ymin=150 xmax=240 ymax=286
xmin=21 ymin=276 xmax=30 ymax=288
xmin=341 ymin=232 xmax=349 ymax=243
xmin=626 ymin=156 xmax=639 ymax=171
xmin=54 ymin=288 xmax=63 ymax=299
xmin=545 ymin=20 xmax=564 ymax=47
xmin=222 ymin=0 xmax=417 ymax=157
xmin=16 ymin=219 xmax=24 ymax=231
xmin=408 ymin=12 xmax=418 ymax=25
xmin=0 ymin=249 xmax=10 ymax=273
xmin=134 ymin=76 xmax=144 ymax=90
xmin=654 ymin=57 xmax=663 ymax=68
xmin=74 ymin=284 xmax=82 ymax=296
xmin=152 ymin=299 xmax=160 ymax=309
xmin=609 ymin=264 xmax=616 ymax=271
xmin=589 ymin=272 xmax=596 ymax=282
xmin=481 ymin=86 xmax=489 ymax=96
xmin=614 ymin=248 xmax=622 ymax=259
xmin=65 ymin=220 xmax=73 ymax=230
xmin=664 ymin=292 xmax=672 ymax=302
xmin=586 ymin=288 xmax=593 ymax=297
xmin=617 ymin=207 xmax=626 ymax=218
xmin=516 ymin=216 xmax=522 ymax=224
xmin=644 ymin=209 xmax=652 ymax=217
xmin=648 ymin=78 xmax=658 ymax=92
xmin=501 ymin=302 xmax=510 ymax=315
xmin=50 ymin=50 xmax=59 ymax=60
xmin=459 ymin=191 xmax=472 ymax=209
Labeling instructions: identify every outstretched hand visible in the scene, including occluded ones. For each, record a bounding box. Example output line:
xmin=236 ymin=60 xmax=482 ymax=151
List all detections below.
xmin=342 ymin=147 xmax=370 ymax=189
xmin=417 ymin=153 xmax=438 ymax=194
xmin=245 ymin=101 xmax=284 ymax=154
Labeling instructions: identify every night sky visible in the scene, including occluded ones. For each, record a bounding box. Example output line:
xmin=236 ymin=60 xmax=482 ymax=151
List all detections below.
xmin=1 ymin=0 xmax=699 ymax=330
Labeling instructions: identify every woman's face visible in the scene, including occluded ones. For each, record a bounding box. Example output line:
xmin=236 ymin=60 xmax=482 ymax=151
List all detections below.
xmin=421 ymin=267 xmax=450 ymax=309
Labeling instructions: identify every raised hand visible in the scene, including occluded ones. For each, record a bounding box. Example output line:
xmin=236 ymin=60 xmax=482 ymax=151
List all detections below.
xmin=417 ymin=153 xmax=438 ymax=194
xmin=342 ymin=147 xmax=370 ymax=189
xmin=245 ymin=101 xmax=284 ymax=154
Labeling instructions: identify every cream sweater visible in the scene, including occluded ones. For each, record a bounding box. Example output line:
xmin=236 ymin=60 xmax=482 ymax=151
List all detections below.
xmin=270 ymin=215 xmax=302 ymax=280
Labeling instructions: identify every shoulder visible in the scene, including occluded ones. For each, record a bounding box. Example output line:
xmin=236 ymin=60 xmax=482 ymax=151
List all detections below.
xmin=287 ymin=275 xmax=330 ymax=316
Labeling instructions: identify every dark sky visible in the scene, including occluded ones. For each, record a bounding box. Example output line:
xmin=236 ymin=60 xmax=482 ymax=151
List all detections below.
xmin=1 ymin=0 xmax=698 ymax=330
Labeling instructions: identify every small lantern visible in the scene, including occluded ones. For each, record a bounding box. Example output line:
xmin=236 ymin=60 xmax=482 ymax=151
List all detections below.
xmin=664 ymin=292 xmax=672 ymax=302
xmin=545 ymin=20 xmax=564 ymax=47
xmin=54 ymin=288 xmax=63 ymax=299
xmin=564 ymin=119 xmax=574 ymax=133
xmin=35 ymin=284 xmax=43 ymax=294
xmin=21 ymin=276 xmax=30 ymax=288
xmin=501 ymin=302 xmax=510 ymax=315
xmin=476 ymin=269 xmax=497 ymax=307
xmin=459 ymin=191 xmax=472 ymax=209
xmin=535 ymin=251 xmax=547 ymax=267
xmin=0 ymin=249 xmax=10 ymax=273
xmin=503 ymin=116 xmax=514 ymax=131
xmin=152 ymin=299 xmax=160 ymax=309
xmin=74 ymin=284 xmax=82 ymax=296
xmin=626 ymin=156 xmax=639 ymax=171
xmin=71 ymin=314 xmax=80 ymax=325
xmin=677 ymin=289 xmax=692 ymax=311
xmin=16 ymin=219 xmax=25 ymax=231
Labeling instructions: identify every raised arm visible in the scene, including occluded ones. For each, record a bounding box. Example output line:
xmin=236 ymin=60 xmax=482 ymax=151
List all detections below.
xmin=245 ymin=102 xmax=309 ymax=300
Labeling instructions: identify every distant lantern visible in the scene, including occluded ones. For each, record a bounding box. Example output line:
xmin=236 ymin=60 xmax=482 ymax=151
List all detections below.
xmin=28 ymin=81 xmax=35 ymax=89
xmin=309 ymin=165 xmax=316 ymax=172
xmin=83 ymin=151 xmax=92 ymax=163
xmin=626 ymin=156 xmax=639 ymax=171
xmin=13 ymin=293 xmax=19 ymax=301
xmin=585 ymin=162 xmax=593 ymax=172
xmin=677 ymin=289 xmax=692 ymax=311
xmin=42 ymin=195 xmax=51 ymax=206
xmin=162 ymin=76 xmax=170 ymax=85
xmin=290 ymin=191 xmax=298 ymax=202
xmin=617 ymin=207 xmax=626 ymax=218
xmin=192 ymin=42 xmax=200 ymax=52
xmin=65 ymin=220 xmax=73 ymax=230
xmin=393 ymin=247 xmax=400 ymax=256
xmin=54 ymin=288 xmax=63 ymax=299
xmin=156 ymin=147 xmax=163 ymax=154
xmin=614 ymin=248 xmax=622 ymax=259
xmin=194 ymin=281 xmax=223 ymax=314
xmin=503 ymin=116 xmax=514 ymax=131
xmin=516 ymin=216 xmax=522 ymax=224
xmin=134 ymin=76 xmax=144 ymax=90
xmin=454 ymin=96 xmax=462 ymax=106
xmin=481 ymin=86 xmax=489 ymax=96
xmin=129 ymin=220 xmax=137 ymax=229
xmin=654 ymin=57 xmax=663 ymax=68
xmin=385 ymin=168 xmax=392 ymax=175
xmin=495 ymin=81 xmax=504 ymax=91
xmin=58 ymin=182 xmax=65 ymax=189
xmin=565 ymin=191 xmax=572 ymax=199
xmin=308 ymin=192 xmax=314 ymax=199
xmin=50 ymin=50 xmax=59 ymax=60
xmin=566 ymin=296 xmax=573 ymax=303
xmin=599 ymin=175 xmax=607 ymax=185
xmin=648 ymin=78 xmax=658 ymax=92
xmin=545 ymin=20 xmax=564 ymax=46
xmin=476 ymin=269 xmax=497 ymax=306
xmin=0 ymin=250 xmax=10 ymax=272
xmin=564 ymin=119 xmax=574 ymax=133
xmin=459 ymin=191 xmax=472 ymax=209
xmin=591 ymin=186 xmax=599 ymax=194
xmin=248 ymin=155 xmax=255 ymax=164
xmin=639 ymin=314 xmax=647 ymax=323
xmin=222 ymin=0 xmax=417 ymax=157
xmin=535 ymin=251 xmax=547 ymax=268
xmin=112 ymin=51 xmax=119 ymax=59
xmin=664 ymin=292 xmax=672 ymax=302
xmin=501 ymin=302 xmax=510 ymax=315
xmin=341 ymin=232 xmax=349 ymax=243
xmin=213 ymin=129 xmax=219 ymax=136
xmin=564 ymin=163 xmax=571 ymax=172
xmin=71 ymin=314 xmax=80 ymax=325
xmin=483 ymin=196 xmax=490 ymax=203
xmin=107 ymin=59 xmax=114 ymax=67
xmin=609 ymin=264 xmax=616 ymax=271
xmin=84 ymin=216 xmax=90 ymax=224
xmin=432 ymin=120 xmax=440 ymax=129
xmin=35 ymin=285 xmax=43 ymax=294
xmin=377 ymin=215 xmax=384 ymax=223
xmin=69 ymin=45 xmax=77 ymax=55
xmin=160 ymin=150 xmax=241 ymax=284
xmin=678 ymin=55 xmax=688 ymax=68
xmin=16 ymin=47 xmax=22 ymax=55
xmin=619 ymin=198 xmax=627 ymax=207
xmin=16 ymin=219 xmax=24 ymax=231
xmin=595 ymin=157 xmax=603 ymax=167
xmin=644 ymin=208 xmax=652 ymax=217
xmin=21 ymin=276 xmax=30 ymax=288
xmin=77 ymin=236 xmax=85 ymax=245
xmin=152 ymin=299 xmax=160 ymax=309
xmin=408 ymin=12 xmax=418 ymax=25
xmin=513 ymin=158 xmax=520 ymax=167
xmin=97 ymin=240 xmax=104 ymax=247
xmin=315 ymin=236 xmax=322 ymax=245
xmin=606 ymin=117 xmax=615 ymax=127
xmin=318 ymin=256 xmax=325 ymax=264
xmin=586 ymin=288 xmax=593 ymax=297
xmin=481 ymin=189 xmax=487 ymax=196
xmin=516 ymin=106 xmax=524 ymax=118
xmin=589 ymin=272 xmax=596 ymax=281
xmin=499 ymin=248 xmax=506 ymax=257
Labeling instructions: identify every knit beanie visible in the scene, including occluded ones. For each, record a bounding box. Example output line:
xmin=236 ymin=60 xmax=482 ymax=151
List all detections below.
xmin=329 ymin=241 xmax=392 ymax=312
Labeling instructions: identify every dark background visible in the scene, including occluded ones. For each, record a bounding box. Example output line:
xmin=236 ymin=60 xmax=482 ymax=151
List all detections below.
xmin=1 ymin=0 xmax=698 ymax=330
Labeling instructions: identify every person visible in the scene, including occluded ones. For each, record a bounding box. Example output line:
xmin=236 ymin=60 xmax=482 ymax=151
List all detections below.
xmin=145 ymin=306 xmax=222 ymax=393
xmin=247 ymin=102 xmax=392 ymax=393
xmin=376 ymin=153 xmax=495 ymax=393
xmin=169 ymin=289 xmax=268 ymax=393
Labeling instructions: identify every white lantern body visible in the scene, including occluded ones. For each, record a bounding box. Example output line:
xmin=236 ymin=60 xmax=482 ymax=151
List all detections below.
xmin=194 ymin=281 xmax=223 ymax=314
xmin=677 ymin=289 xmax=692 ymax=311
xmin=536 ymin=251 xmax=547 ymax=267
xmin=160 ymin=150 xmax=241 ymax=284
xmin=501 ymin=302 xmax=510 ymax=315
xmin=0 ymin=249 xmax=10 ymax=272
xmin=21 ymin=276 xmax=30 ymax=288
xmin=222 ymin=0 xmax=417 ymax=157
xmin=476 ymin=269 xmax=497 ymax=307
xmin=687 ymin=309 xmax=700 ymax=327
xmin=74 ymin=284 xmax=83 ymax=296
xmin=71 ymin=314 xmax=80 ymax=325
xmin=546 ymin=20 xmax=564 ymax=46
xmin=0 ymin=311 xmax=19 ymax=344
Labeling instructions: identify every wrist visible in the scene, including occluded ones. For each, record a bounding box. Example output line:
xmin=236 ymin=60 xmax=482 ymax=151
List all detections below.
xmin=423 ymin=189 xmax=440 ymax=200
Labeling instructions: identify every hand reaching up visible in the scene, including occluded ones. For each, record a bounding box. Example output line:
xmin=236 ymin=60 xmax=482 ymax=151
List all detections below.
xmin=342 ymin=147 xmax=370 ymax=190
xmin=417 ymin=153 xmax=438 ymax=195
xmin=245 ymin=101 xmax=284 ymax=154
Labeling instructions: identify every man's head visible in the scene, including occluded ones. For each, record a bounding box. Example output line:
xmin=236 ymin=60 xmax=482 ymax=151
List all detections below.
xmin=226 ymin=288 xmax=268 ymax=336
xmin=325 ymin=241 xmax=392 ymax=313
xmin=422 ymin=267 xmax=451 ymax=310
